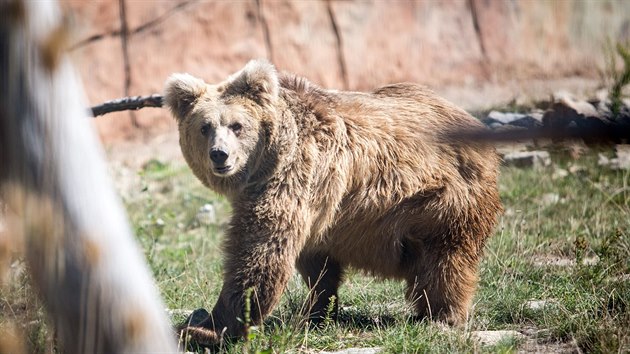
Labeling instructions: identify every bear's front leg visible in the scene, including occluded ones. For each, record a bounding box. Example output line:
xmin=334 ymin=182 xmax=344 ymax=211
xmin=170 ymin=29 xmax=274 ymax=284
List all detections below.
xmin=179 ymin=199 xmax=308 ymax=347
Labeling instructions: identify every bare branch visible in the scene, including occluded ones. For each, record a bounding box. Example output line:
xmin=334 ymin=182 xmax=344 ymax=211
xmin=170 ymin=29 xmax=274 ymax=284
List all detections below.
xmin=90 ymin=94 xmax=163 ymax=117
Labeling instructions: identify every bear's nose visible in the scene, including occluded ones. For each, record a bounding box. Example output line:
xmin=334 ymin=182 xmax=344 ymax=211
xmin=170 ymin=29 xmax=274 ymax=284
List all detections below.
xmin=210 ymin=149 xmax=229 ymax=165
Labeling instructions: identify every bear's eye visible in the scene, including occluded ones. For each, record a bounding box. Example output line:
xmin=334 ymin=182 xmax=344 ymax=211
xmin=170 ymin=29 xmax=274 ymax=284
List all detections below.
xmin=200 ymin=124 xmax=210 ymax=137
xmin=229 ymin=123 xmax=243 ymax=136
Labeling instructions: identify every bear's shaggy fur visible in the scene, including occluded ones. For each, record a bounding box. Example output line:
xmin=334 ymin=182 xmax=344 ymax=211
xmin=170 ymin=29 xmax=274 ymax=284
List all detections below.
xmin=164 ymin=60 xmax=502 ymax=346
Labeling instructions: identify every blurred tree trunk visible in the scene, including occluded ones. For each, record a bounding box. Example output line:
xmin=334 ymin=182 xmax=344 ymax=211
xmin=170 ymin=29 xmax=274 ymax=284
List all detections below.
xmin=0 ymin=1 xmax=177 ymax=352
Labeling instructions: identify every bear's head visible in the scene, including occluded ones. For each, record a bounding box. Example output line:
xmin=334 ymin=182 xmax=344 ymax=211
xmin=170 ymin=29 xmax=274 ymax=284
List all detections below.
xmin=163 ymin=59 xmax=279 ymax=193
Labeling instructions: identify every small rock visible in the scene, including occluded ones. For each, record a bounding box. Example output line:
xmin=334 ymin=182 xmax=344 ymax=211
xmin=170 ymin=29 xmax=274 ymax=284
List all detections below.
xmin=488 ymin=122 xmax=503 ymax=129
xmin=525 ymin=299 xmax=555 ymax=311
xmin=540 ymin=193 xmax=560 ymax=206
xmin=611 ymin=144 xmax=630 ymax=170
xmin=532 ymin=255 xmax=598 ymax=267
xmin=486 ymin=111 xmax=527 ymax=125
xmin=510 ymin=116 xmax=544 ymax=129
xmin=472 ymin=330 xmax=525 ymax=346
xmin=552 ymin=168 xmax=568 ymax=180
xmin=484 ymin=111 xmax=542 ymax=129
xmin=532 ymin=256 xmax=574 ymax=267
xmin=598 ymin=145 xmax=630 ymax=170
xmin=321 ymin=348 xmax=382 ymax=354
xmin=196 ymin=203 xmax=216 ymax=225
xmin=551 ymin=91 xmax=600 ymax=117
xmin=526 ymin=300 xmax=546 ymax=310
xmin=503 ymin=151 xmax=551 ymax=169
xmin=165 ymin=308 xmax=193 ymax=317
xmin=582 ymin=255 xmax=599 ymax=266
xmin=529 ymin=110 xmax=545 ymax=122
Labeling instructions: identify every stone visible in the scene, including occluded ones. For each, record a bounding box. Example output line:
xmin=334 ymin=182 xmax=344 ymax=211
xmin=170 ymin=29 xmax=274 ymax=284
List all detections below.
xmin=484 ymin=110 xmax=542 ymax=129
xmin=195 ymin=203 xmax=216 ymax=225
xmin=485 ymin=111 xmax=528 ymax=125
xmin=546 ymin=95 xmax=599 ymax=118
xmin=598 ymin=145 xmax=630 ymax=170
xmin=611 ymin=144 xmax=630 ymax=170
xmin=510 ymin=115 xmax=544 ymax=129
xmin=472 ymin=330 xmax=525 ymax=346
xmin=525 ymin=299 xmax=555 ymax=311
xmin=540 ymin=193 xmax=560 ymax=207
xmin=321 ymin=348 xmax=382 ymax=354
xmin=552 ymin=168 xmax=568 ymax=180
xmin=503 ymin=151 xmax=551 ymax=169
xmin=582 ymin=256 xmax=599 ymax=266
xmin=164 ymin=308 xmax=193 ymax=317
xmin=526 ymin=300 xmax=546 ymax=311
xmin=598 ymin=153 xmax=611 ymax=167
xmin=533 ymin=255 xmax=598 ymax=267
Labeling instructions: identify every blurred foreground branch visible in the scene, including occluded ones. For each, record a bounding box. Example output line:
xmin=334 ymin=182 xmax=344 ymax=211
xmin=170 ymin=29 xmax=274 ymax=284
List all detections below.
xmin=446 ymin=120 xmax=630 ymax=145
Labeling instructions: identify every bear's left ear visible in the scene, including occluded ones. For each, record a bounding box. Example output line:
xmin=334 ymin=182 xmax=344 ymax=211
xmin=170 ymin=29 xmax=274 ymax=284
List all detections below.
xmin=163 ymin=73 xmax=207 ymax=121
xmin=222 ymin=59 xmax=279 ymax=106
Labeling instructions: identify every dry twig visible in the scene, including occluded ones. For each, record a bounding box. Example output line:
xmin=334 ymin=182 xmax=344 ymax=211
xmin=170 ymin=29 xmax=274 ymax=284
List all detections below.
xmin=90 ymin=94 xmax=163 ymax=117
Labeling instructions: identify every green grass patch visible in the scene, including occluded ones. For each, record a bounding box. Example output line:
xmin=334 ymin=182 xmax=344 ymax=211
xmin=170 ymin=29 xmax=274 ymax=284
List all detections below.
xmin=124 ymin=150 xmax=629 ymax=353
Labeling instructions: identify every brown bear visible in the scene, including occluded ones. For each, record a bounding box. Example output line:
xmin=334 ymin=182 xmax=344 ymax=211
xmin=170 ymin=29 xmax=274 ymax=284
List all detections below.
xmin=164 ymin=59 xmax=502 ymax=347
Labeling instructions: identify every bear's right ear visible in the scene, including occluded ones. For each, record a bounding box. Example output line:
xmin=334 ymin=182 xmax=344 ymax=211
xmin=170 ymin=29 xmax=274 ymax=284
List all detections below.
xmin=163 ymin=73 xmax=206 ymax=121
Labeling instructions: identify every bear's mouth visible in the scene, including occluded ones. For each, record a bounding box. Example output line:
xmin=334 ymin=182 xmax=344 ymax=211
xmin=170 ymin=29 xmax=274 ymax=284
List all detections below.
xmin=213 ymin=165 xmax=233 ymax=175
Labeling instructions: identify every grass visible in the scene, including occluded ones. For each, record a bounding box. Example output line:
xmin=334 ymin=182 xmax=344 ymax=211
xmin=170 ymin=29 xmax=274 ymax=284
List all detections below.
xmin=125 ymin=151 xmax=629 ymax=353
xmin=2 ymin=149 xmax=629 ymax=353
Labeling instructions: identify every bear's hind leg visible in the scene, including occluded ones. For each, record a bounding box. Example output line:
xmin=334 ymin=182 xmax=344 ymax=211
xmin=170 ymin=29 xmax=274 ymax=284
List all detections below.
xmin=296 ymin=251 xmax=344 ymax=324
xmin=405 ymin=251 xmax=478 ymax=326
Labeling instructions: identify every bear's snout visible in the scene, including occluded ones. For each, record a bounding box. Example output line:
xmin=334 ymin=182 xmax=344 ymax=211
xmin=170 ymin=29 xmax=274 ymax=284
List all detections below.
xmin=210 ymin=148 xmax=229 ymax=165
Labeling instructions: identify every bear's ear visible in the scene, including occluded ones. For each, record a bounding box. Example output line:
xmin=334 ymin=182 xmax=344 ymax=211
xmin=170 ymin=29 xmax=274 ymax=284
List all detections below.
xmin=163 ymin=73 xmax=207 ymax=121
xmin=221 ymin=59 xmax=279 ymax=106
